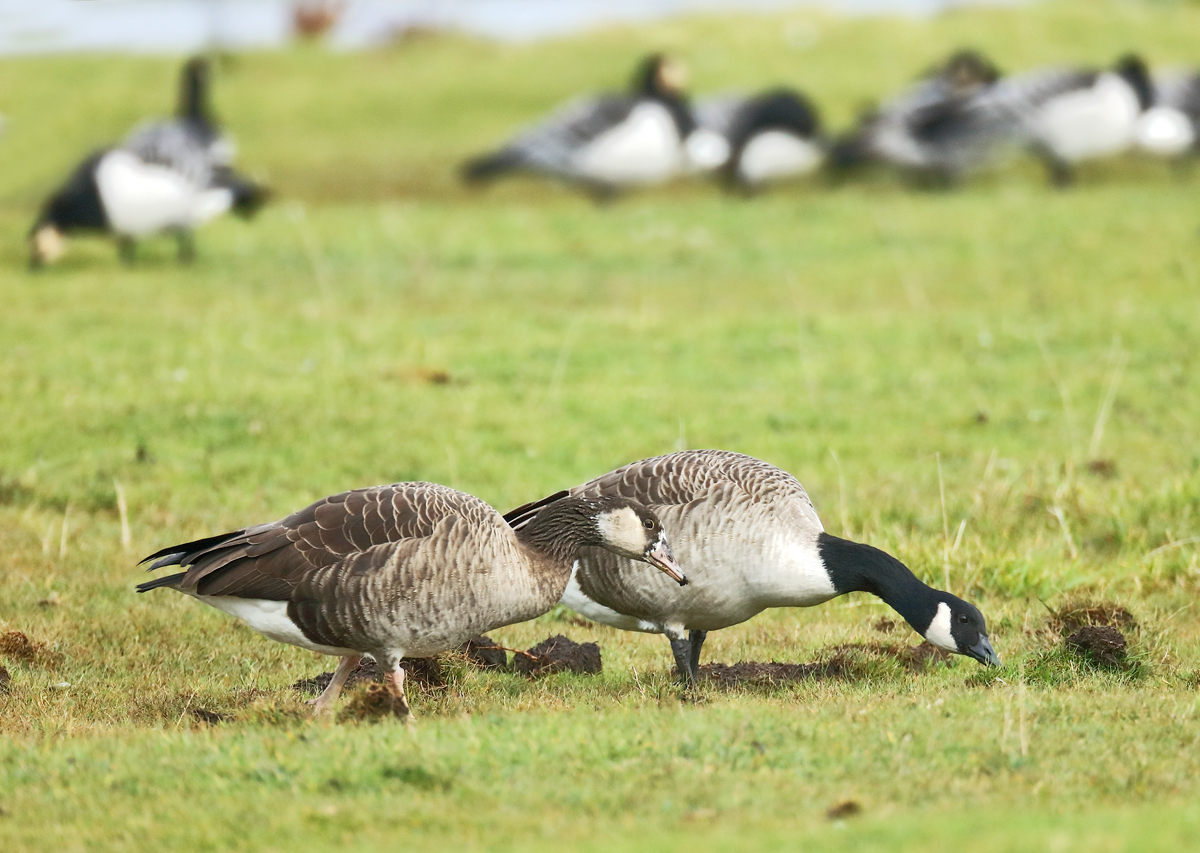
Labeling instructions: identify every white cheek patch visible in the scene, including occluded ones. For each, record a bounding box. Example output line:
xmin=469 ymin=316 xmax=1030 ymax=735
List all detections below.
xmin=595 ymin=507 xmax=646 ymax=555
xmin=924 ymin=601 xmax=957 ymax=653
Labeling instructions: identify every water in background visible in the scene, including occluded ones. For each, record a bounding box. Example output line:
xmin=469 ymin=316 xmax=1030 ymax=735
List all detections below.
xmin=0 ymin=0 xmax=1025 ymax=55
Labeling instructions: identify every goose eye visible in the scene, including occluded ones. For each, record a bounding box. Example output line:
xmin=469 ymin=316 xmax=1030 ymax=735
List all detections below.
xmin=643 ymin=519 xmax=655 ymax=530
xmin=958 ymin=614 xmax=969 ymax=624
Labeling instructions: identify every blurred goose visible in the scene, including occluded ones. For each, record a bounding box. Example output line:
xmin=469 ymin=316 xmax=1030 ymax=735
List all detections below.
xmin=693 ymin=88 xmax=824 ymax=190
xmin=1000 ymin=54 xmax=1153 ymax=185
xmin=138 ymin=482 xmax=686 ymax=717
xmin=30 ymin=57 xmax=267 ymax=267
xmin=1136 ymin=68 xmax=1200 ymax=157
xmin=462 ymin=54 xmax=707 ymax=199
xmin=830 ymin=49 xmax=1013 ymax=184
xmin=506 ymin=450 xmax=999 ymax=686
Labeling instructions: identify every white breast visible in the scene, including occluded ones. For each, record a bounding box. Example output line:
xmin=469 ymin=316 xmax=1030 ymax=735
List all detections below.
xmin=1032 ymin=73 xmax=1141 ymax=162
xmin=1136 ymin=106 xmax=1196 ymax=155
xmin=736 ymin=131 xmax=823 ymax=183
xmin=96 ymin=150 xmax=233 ymax=236
xmin=573 ymin=101 xmax=684 ymax=184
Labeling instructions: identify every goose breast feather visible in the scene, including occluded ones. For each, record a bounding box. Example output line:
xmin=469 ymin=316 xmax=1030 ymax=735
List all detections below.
xmin=549 ymin=450 xmax=831 ymax=634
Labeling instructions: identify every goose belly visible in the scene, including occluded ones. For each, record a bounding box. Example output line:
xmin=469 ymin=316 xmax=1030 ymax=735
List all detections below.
xmin=96 ymin=150 xmax=232 ymax=236
xmin=572 ymin=102 xmax=684 ymax=184
xmin=736 ymin=131 xmax=822 ymax=183
xmin=564 ymin=528 xmax=837 ymax=635
xmin=193 ymin=595 xmax=359 ymax=657
xmin=1032 ymin=75 xmax=1141 ymax=162
xmin=1136 ymin=106 xmax=1196 ymax=155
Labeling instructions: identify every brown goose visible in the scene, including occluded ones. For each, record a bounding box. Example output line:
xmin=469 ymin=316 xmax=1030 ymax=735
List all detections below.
xmin=506 ymin=450 xmax=999 ymax=685
xmin=138 ymin=482 xmax=687 ymax=717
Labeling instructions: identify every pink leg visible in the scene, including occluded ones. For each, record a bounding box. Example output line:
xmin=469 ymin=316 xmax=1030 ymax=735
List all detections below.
xmin=385 ymin=665 xmax=413 ymax=721
xmin=309 ymin=654 xmax=362 ymax=715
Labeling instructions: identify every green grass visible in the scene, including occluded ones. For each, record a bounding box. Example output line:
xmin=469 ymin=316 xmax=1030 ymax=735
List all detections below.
xmin=2 ymin=1 xmax=1200 ymax=850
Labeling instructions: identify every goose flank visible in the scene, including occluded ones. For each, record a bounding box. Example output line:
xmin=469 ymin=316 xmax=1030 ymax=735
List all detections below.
xmin=506 ymin=450 xmax=999 ymax=685
xmin=138 ymin=482 xmax=686 ymax=717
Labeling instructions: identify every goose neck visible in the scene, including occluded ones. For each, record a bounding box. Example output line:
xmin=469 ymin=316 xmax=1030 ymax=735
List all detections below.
xmin=817 ymin=532 xmax=938 ymax=633
xmin=514 ymin=499 xmax=596 ymax=570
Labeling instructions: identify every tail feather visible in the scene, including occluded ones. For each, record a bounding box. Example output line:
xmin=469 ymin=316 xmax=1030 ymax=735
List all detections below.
xmin=136 ymin=572 xmax=188 ymax=593
xmin=140 ymin=530 xmax=243 ymax=568
xmin=502 ymin=490 xmax=570 ymax=530
xmin=212 ymin=167 xmax=270 ymax=217
xmin=461 ymin=150 xmax=524 ymax=183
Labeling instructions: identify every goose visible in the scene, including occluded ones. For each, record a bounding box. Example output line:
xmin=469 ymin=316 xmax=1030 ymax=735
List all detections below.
xmin=998 ymin=54 xmax=1153 ymax=185
xmin=137 ymin=482 xmax=687 ymax=717
xmin=30 ymin=57 xmax=266 ymax=267
xmin=461 ymin=54 xmax=710 ymax=199
xmin=829 ymin=49 xmax=1014 ymax=184
xmin=1135 ymin=68 xmax=1200 ymax=157
xmin=505 ymin=450 xmax=999 ymax=686
xmin=693 ymin=88 xmax=824 ymax=190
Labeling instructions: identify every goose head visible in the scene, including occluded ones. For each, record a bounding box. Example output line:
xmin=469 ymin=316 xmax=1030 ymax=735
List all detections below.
xmin=633 ymin=54 xmax=689 ymax=98
xmin=590 ymin=497 xmax=688 ymax=585
xmin=939 ymin=49 xmax=1002 ymax=93
xmin=919 ymin=592 xmax=1000 ymax=666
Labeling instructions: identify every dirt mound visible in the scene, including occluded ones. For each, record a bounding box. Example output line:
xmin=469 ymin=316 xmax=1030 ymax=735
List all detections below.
xmin=1049 ymin=600 xmax=1136 ymax=635
xmin=826 ymin=800 xmax=862 ymax=820
xmin=0 ymin=665 xmax=10 ymax=693
xmin=512 ymin=635 xmax=602 ymax=677
xmin=461 ymin=635 xmax=509 ymax=670
xmin=700 ymin=642 xmax=950 ymax=686
xmin=189 ymin=708 xmax=227 ymax=725
xmin=341 ymin=683 xmax=412 ymax=720
xmin=1065 ymin=626 xmax=1127 ymax=668
xmin=0 ymin=631 xmax=62 ymax=667
xmin=872 ymin=617 xmax=898 ymax=634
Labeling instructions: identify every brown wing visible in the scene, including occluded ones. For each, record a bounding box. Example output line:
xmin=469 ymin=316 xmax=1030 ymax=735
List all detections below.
xmin=145 ymin=482 xmax=487 ymax=600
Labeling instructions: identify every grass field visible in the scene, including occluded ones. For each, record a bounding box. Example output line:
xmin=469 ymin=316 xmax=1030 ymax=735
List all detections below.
xmin=2 ymin=1 xmax=1200 ymax=850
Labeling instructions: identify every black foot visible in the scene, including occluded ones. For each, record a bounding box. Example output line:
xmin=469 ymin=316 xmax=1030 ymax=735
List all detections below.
xmin=669 ymin=637 xmax=696 ymax=688
xmin=687 ymin=630 xmax=707 ymax=680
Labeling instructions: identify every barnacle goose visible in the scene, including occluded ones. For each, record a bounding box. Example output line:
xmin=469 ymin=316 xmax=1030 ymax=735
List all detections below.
xmin=30 ymin=57 xmax=267 ymax=267
xmin=506 ymin=450 xmax=999 ymax=686
xmin=461 ymin=54 xmax=710 ymax=199
xmin=829 ymin=49 xmax=1013 ymax=184
xmin=139 ymin=483 xmax=685 ymax=718
xmin=693 ymin=88 xmax=824 ymax=190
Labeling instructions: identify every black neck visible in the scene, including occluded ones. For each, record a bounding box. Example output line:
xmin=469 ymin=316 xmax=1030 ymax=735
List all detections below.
xmin=816 ymin=532 xmax=938 ymax=634
xmin=514 ymin=497 xmax=599 ymax=567
xmin=1115 ymin=55 xmax=1153 ymax=111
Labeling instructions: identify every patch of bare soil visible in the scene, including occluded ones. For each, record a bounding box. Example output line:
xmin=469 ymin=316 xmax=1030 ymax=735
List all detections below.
xmin=0 ymin=631 xmax=63 ymax=667
xmin=512 ymin=635 xmax=602 ymax=677
xmin=872 ymin=617 xmax=898 ymax=634
xmin=189 ymin=708 xmax=227 ymax=725
xmin=1047 ymin=600 xmax=1136 ymax=635
xmin=700 ymin=641 xmax=950 ymax=687
xmin=293 ymin=635 xmax=510 ymax=696
xmin=1064 ymin=626 xmax=1128 ymax=668
xmin=825 ymin=800 xmax=863 ymax=820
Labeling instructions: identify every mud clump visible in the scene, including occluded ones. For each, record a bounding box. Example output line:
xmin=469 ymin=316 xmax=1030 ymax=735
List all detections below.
xmin=825 ymin=800 xmax=862 ymax=820
xmin=700 ymin=661 xmax=831 ymax=685
xmin=461 ymin=635 xmax=509 ymax=671
xmin=341 ymin=684 xmax=412 ymax=721
xmin=0 ymin=631 xmax=62 ymax=667
xmin=292 ymin=656 xmax=444 ymax=696
xmin=513 ymin=635 xmax=602 ymax=677
xmin=1065 ymin=626 xmax=1127 ymax=668
xmin=1048 ymin=600 xmax=1136 ymax=636
xmin=0 ymin=665 xmax=10 ymax=693
xmin=189 ymin=708 xmax=227 ymax=725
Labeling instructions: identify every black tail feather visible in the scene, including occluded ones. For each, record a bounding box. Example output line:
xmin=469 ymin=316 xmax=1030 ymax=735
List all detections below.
xmin=136 ymin=572 xmax=188 ymax=593
xmin=212 ymin=167 xmax=270 ymax=217
xmin=140 ymin=530 xmax=243 ymax=568
xmin=502 ymin=490 xmax=570 ymax=529
xmin=461 ymin=150 xmax=523 ymax=184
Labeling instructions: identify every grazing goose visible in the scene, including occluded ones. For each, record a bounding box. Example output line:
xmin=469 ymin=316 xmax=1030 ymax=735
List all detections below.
xmin=830 ymin=49 xmax=1014 ymax=184
xmin=1135 ymin=69 xmax=1200 ymax=157
xmin=999 ymin=55 xmax=1153 ymax=185
xmin=461 ymin=54 xmax=706 ymax=199
xmin=30 ymin=57 xmax=266 ymax=267
xmin=693 ymin=88 xmax=824 ymax=190
xmin=137 ymin=482 xmax=687 ymax=717
xmin=506 ymin=450 xmax=999 ymax=685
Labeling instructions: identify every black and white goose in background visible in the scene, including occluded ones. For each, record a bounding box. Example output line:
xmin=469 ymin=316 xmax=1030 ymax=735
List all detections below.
xmin=692 ymin=87 xmax=824 ymax=191
xmin=461 ymin=54 xmax=717 ymax=199
xmin=505 ymin=450 xmax=999 ymax=686
xmin=829 ymin=49 xmax=1012 ymax=184
xmin=30 ymin=56 xmax=267 ymax=267
xmin=1135 ymin=67 xmax=1200 ymax=158
xmin=999 ymin=54 xmax=1154 ymax=185
xmin=138 ymin=482 xmax=687 ymax=717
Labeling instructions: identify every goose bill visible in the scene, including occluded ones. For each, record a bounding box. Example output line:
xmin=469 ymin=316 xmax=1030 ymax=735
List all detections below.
xmin=967 ymin=635 xmax=1001 ymax=667
xmin=645 ymin=540 xmax=688 ymax=586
